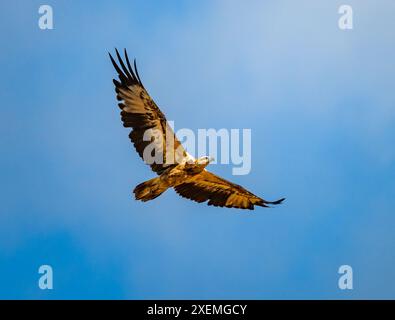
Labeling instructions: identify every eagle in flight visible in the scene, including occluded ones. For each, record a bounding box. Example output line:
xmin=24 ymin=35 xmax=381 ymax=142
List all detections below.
xmin=109 ymin=49 xmax=284 ymax=210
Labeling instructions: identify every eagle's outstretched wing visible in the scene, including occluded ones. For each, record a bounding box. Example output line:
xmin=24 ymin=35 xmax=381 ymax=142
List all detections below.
xmin=175 ymin=170 xmax=285 ymax=210
xmin=109 ymin=49 xmax=192 ymax=174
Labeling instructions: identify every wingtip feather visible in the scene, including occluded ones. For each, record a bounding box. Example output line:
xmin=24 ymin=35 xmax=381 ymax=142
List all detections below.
xmin=265 ymin=197 xmax=285 ymax=205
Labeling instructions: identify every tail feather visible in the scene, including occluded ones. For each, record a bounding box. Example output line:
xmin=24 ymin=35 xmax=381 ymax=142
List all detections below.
xmin=133 ymin=177 xmax=168 ymax=202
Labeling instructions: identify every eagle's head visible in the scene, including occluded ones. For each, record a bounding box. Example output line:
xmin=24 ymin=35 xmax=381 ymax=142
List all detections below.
xmin=196 ymin=156 xmax=214 ymax=167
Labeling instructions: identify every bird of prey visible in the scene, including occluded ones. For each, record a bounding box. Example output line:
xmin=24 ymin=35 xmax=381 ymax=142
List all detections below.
xmin=109 ymin=49 xmax=284 ymax=210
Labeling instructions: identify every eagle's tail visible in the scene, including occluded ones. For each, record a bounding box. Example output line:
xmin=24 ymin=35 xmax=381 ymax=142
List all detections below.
xmin=133 ymin=177 xmax=168 ymax=202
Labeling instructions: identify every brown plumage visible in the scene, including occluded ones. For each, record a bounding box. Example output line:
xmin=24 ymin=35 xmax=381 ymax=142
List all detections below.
xmin=110 ymin=49 xmax=284 ymax=210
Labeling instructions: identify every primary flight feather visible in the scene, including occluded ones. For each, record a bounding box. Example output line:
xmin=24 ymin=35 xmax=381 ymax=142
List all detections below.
xmin=109 ymin=49 xmax=284 ymax=210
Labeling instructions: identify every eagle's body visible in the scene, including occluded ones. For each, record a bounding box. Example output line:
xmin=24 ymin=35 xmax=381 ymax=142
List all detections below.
xmin=110 ymin=49 xmax=284 ymax=210
xmin=133 ymin=158 xmax=208 ymax=202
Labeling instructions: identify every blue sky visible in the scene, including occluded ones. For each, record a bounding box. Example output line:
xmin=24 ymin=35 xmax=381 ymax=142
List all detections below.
xmin=1 ymin=0 xmax=394 ymax=299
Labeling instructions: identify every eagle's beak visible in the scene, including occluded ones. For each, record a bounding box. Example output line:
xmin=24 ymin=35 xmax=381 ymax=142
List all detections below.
xmin=208 ymin=156 xmax=215 ymax=163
